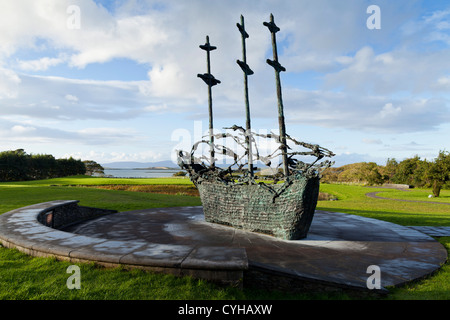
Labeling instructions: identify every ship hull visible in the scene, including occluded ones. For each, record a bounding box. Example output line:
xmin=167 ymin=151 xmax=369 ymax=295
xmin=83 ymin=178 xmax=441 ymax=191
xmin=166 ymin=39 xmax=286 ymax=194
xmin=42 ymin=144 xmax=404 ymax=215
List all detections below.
xmin=196 ymin=175 xmax=320 ymax=240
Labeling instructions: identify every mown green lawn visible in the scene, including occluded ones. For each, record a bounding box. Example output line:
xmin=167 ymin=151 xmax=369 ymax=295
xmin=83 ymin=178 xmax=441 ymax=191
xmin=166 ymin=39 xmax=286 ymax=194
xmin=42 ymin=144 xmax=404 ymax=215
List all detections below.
xmin=0 ymin=176 xmax=201 ymax=214
xmin=1 ymin=175 xmax=194 ymax=187
xmin=372 ymin=188 xmax=450 ymax=204
xmin=0 ymin=177 xmax=449 ymax=300
xmin=0 ymin=185 xmax=201 ymax=214
xmin=318 ymin=184 xmax=450 ymax=226
xmin=0 ymin=247 xmax=240 ymax=300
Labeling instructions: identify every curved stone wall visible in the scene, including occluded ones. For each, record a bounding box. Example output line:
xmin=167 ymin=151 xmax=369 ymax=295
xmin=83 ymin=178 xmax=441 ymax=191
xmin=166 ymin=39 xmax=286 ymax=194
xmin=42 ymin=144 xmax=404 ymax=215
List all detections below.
xmin=0 ymin=201 xmax=247 ymax=287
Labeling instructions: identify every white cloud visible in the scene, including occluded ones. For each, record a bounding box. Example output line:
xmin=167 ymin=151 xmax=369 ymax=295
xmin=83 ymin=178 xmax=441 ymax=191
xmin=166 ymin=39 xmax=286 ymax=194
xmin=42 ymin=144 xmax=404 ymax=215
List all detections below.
xmin=2 ymin=1 xmax=448 ymax=114
xmin=284 ymin=89 xmax=449 ymax=133
xmin=77 ymin=127 xmax=142 ymax=143
xmin=17 ymin=56 xmax=65 ymax=71
xmin=362 ymin=139 xmax=383 ymax=145
xmin=435 ymin=76 xmax=450 ymax=90
xmin=64 ymin=94 xmax=79 ymax=102
xmin=144 ymin=104 xmax=168 ymax=113
xmin=324 ymin=46 xmax=450 ymax=95
xmin=0 ymin=1 xmax=449 ymax=163
xmin=381 ymin=141 xmax=434 ymax=154
xmin=424 ymin=9 xmax=450 ymax=44
xmin=64 ymin=150 xmax=164 ymax=164
xmin=0 ymin=74 xmax=156 ymax=121
xmin=379 ymin=103 xmax=401 ymax=118
xmin=0 ymin=67 xmax=21 ymax=99
xmin=11 ymin=125 xmax=36 ymax=134
xmin=0 ymin=1 xmax=388 ymax=105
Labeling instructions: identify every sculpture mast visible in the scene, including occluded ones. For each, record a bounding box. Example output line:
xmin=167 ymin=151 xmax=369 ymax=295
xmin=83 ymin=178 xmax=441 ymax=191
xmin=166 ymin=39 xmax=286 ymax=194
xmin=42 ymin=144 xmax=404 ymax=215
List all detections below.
xmin=236 ymin=15 xmax=255 ymax=179
xmin=264 ymin=14 xmax=289 ymax=178
xmin=197 ymin=36 xmax=221 ymax=168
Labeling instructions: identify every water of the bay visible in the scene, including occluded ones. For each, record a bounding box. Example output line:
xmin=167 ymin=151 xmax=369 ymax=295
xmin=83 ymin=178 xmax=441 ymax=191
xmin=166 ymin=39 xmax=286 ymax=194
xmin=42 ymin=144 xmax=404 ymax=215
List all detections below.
xmin=103 ymin=169 xmax=182 ymax=178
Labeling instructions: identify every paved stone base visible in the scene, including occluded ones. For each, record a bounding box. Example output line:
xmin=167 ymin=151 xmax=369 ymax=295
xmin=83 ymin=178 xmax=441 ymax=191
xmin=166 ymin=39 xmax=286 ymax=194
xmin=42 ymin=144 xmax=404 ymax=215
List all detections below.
xmin=0 ymin=202 xmax=447 ymax=296
xmin=407 ymin=226 xmax=450 ymax=237
xmin=0 ymin=202 xmax=247 ymax=288
xmin=65 ymin=206 xmax=448 ymax=295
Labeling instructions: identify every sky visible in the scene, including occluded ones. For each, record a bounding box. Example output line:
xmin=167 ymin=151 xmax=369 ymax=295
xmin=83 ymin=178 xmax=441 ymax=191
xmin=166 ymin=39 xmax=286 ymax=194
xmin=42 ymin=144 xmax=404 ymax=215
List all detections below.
xmin=0 ymin=0 xmax=449 ymax=167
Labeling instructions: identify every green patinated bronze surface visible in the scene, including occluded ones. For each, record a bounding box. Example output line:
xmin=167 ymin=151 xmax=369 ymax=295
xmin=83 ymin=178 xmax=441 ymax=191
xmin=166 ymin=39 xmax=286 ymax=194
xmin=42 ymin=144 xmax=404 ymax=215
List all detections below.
xmin=197 ymin=175 xmax=320 ymax=240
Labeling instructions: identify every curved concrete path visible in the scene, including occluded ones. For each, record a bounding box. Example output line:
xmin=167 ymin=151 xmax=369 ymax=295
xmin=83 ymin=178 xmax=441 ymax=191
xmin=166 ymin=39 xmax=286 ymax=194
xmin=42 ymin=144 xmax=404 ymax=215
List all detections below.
xmin=0 ymin=201 xmax=447 ymax=295
xmin=366 ymin=191 xmax=450 ymax=205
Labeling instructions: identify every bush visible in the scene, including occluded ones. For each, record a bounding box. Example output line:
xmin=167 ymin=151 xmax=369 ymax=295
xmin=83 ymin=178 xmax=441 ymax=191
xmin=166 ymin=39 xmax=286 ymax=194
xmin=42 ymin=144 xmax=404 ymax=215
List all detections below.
xmin=173 ymin=171 xmax=187 ymax=177
xmin=0 ymin=149 xmax=86 ymax=182
xmin=321 ymin=162 xmax=384 ymax=185
xmin=321 ymin=151 xmax=450 ymax=194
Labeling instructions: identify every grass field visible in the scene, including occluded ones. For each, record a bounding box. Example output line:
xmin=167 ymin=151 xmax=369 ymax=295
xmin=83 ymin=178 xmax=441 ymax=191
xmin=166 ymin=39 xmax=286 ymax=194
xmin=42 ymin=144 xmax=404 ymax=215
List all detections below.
xmin=369 ymin=188 xmax=450 ymax=204
xmin=0 ymin=176 xmax=201 ymax=214
xmin=318 ymin=184 xmax=450 ymax=226
xmin=0 ymin=176 xmax=449 ymax=300
xmin=1 ymin=175 xmax=194 ymax=187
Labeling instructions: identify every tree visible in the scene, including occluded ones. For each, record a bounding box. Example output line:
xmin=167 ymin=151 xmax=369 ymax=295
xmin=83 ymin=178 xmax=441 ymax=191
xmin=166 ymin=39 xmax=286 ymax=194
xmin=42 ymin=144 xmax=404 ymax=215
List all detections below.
xmin=0 ymin=150 xmax=87 ymax=181
xmin=29 ymin=154 xmax=57 ymax=180
xmin=381 ymin=158 xmax=398 ymax=183
xmin=427 ymin=150 xmax=450 ymax=197
xmin=359 ymin=162 xmax=384 ymax=186
xmin=0 ymin=149 xmax=30 ymax=181
xmin=413 ymin=159 xmax=431 ymax=188
xmin=83 ymin=160 xmax=104 ymax=176
xmin=337 ymin=162 xmax=366 ymax=183
xmin=56 ymin=157 xmax=86 ymax=177
xmin=392 ymin=155 xmax=423 ymax=186
xmin=320 ymin=167 xmax=341 ymax=183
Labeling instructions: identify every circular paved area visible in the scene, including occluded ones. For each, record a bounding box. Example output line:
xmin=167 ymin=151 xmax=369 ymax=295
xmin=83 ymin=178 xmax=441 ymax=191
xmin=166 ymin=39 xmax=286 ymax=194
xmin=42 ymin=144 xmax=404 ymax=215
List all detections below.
xmin=64 ymin=206 xmax=448 ymax=293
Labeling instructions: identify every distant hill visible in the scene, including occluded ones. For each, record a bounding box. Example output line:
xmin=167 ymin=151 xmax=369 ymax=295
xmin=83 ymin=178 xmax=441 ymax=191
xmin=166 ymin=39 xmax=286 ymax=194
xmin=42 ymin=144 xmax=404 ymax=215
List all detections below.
xmin=102 ymin=160 xmax=178 ymax=169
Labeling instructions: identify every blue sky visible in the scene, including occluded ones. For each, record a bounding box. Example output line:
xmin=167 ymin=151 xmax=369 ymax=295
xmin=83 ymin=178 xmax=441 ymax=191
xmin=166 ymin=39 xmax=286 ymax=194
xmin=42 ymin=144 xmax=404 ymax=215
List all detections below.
xmin=0 ymin=0 xmax=449 ymax=167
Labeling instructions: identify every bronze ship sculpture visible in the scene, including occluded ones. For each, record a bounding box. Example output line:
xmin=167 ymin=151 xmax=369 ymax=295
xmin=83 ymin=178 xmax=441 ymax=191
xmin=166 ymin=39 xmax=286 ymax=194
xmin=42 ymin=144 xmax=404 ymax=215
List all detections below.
xmin=178 ymin=14 xmax=334 ymax=240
